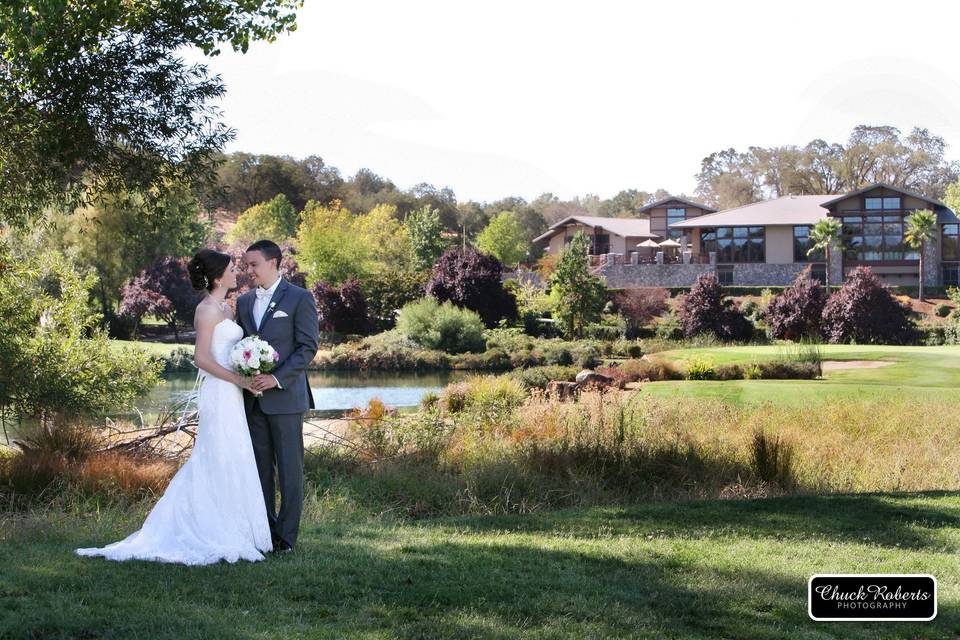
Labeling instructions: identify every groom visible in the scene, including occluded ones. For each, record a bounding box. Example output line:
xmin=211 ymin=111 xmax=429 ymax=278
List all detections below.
xmin=237 ymin=239 xmax=319 ymax=554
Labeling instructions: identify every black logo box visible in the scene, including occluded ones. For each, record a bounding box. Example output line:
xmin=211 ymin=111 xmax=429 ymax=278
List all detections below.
xmin=809 ymin=574 xmax=937 ymax=621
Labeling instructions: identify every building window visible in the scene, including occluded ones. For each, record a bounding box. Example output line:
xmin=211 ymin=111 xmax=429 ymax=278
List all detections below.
xmin=793 ymin=225 xmax=825 ymax=262
xmin=716 ymin=265 xmax=734 ymax=285
xmin=667 ymin=207 xmax=686 ymax=240
xmin=944 ymin=264 xmax=960 ymax=287
xmin=943 ymin=224 xmax=960 ymax=261
xmin=841 ymin=215 xmax=919 ymax=262
xmin=865 ymin=196 xmax=901 ymax=210
xmin=591 ymin=233 xmax=610 ymax=255
xmin=700 ymin=226 xmax=765 ymax=263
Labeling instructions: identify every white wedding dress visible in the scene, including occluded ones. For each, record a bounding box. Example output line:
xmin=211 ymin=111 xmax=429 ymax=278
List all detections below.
xmin=75 ymin=317 xmax=274 ymax=564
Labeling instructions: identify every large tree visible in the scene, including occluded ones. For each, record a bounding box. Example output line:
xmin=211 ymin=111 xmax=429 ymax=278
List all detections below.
xmin=695 ymin=125 xmax=960 ymax=208
xmin=0 ymin=0 xmax=301 ymax=227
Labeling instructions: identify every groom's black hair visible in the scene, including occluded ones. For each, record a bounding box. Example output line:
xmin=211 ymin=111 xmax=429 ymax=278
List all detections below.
xmin=246 ymin=239 xmax=282 ymax=270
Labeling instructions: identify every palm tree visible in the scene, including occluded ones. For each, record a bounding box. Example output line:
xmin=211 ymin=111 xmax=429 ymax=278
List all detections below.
xmin=904 ymin=208 xmax=938 ymax=303
xmin=807 ymin=218 xmax=842 ymax=293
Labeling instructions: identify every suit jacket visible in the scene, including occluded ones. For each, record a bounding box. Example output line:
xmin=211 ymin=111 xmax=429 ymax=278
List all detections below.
xmin=236 ymin=277 xmax=319 ymax=415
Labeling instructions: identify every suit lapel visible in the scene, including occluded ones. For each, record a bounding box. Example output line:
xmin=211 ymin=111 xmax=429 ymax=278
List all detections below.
xmin=256 ymin=278 xmax=289 ymax=334
xmin=244 ymin=292 xmax=257 ymax=333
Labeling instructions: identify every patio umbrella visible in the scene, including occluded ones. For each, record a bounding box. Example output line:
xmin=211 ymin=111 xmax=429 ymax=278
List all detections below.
xmin=637 ymin=239 xmax=660 ymax=248
xmin=658 ymin=239 xmax=682 ymax=248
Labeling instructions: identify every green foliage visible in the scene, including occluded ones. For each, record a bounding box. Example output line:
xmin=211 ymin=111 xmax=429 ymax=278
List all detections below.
xmin=297 ymin=201 xmax=412 ymax=285
xmin=405 ymin=205 xmax=447 ymax=270
xmin=28 ymin=185 xmax=211 ymax=318
xmin=684 ymin=357 xmax=716 ymax=380
xmin=549 ymin=232 xmax=607 ymax=339
xmin=359 ymin=270 xmax=429 ymax=332
xmin=509 ymin=365 xmax=580 ymax=390
xmin=226 ymin=193 xmax=298 ymax=245
xmin=0 ymin=0 xmax=301 ymax=227
xmin=0 ymin=242 xmax=163 ymax=423
xmin=807 ymin=218 xmax=841 ymax=289
xmin=476 ymin=211 xmax=528 ymax=266
xmin=947 ymin=287 xmax=960 ymax=309
xmin=396 ymin=298 xmax=486 ymax=354
xmin=934 ymin=303 xmax=951 ymax=318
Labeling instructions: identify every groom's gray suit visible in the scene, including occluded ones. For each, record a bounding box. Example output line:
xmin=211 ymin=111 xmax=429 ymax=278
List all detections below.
xmin=236 ymin=276 xmax=319 ymax=549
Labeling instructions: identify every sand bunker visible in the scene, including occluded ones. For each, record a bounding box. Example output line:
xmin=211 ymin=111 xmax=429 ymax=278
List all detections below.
xmin=820 ymin=359 xmax=895 ymax=372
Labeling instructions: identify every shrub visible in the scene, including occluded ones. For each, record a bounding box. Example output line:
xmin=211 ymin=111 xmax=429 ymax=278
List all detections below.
xmin=713 ymin=363 xmax=744 ymax=380
xmin=312 ymin=278 xmax=373 ymax=335
xmin=716 ymin=306 xmax=755 ymax=342
xmin=685 ymin=357 xmax=715 ymax=380
xmin=742 ymin=362 xmax=763 ymax=379
xmin=426 ymin=247 xmax=518 ymax=328
xmin=821 ymin=267 xmax=916 ymax=344
xmin=396 ymin=298 xmax=486 ymax=354
xmin=163 ymin=346 xmax=196 ymax=373
xmin=755 ymin=360 xmax=820 ymax=379
xmin=679 ymin=272 xmax=753 ymax=342
xmin=510 ymin=365 xmax=580 ymax=390
xmin=614 ymin=287 xmax=669 ymax=337
xmin=765 ymin=267 xmax=828 ymax=341
xmin=439 ymin=375 xmax=527 ymax=415
xmin=655 ymin=314 xmax=684 ymax=340
xmin=583 ymin=321 xmax=624 ymax=341
xmin=947 ymin=287 xmax=960 ymax=309
xmin=613 ymin=358 xmax=684 ymax=382
xmin=934 ymin=303 xmax=951 ymax=318
xmin=359 ymin=270 xmax=429 ymax=332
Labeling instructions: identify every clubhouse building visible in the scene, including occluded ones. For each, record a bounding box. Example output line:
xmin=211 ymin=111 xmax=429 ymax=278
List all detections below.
xmin=533 ymin=184 xmax=960 ymax=288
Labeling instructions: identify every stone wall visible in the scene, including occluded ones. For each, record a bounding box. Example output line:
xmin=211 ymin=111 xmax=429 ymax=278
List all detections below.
xmin=600 ymin=263 xmax=714 ymax=288
xmin=599 ymin=262 xmax=815 ymax=287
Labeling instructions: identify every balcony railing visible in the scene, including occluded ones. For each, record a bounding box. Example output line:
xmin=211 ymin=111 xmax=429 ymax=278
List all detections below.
xmin=587 ymin=252 xmax=713 ymax=266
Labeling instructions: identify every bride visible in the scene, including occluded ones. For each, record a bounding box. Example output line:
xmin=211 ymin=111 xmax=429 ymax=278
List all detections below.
xmin=75 ymin=248 xmax=274 ymax=564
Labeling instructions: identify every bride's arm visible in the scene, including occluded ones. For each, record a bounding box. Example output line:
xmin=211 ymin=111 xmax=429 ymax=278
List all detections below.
xmin=193 ymin=306 xmax=248 ymax=387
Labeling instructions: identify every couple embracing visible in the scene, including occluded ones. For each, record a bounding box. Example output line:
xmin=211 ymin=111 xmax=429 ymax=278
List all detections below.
xmin=76 ymin=240 xmax=319 ymax=564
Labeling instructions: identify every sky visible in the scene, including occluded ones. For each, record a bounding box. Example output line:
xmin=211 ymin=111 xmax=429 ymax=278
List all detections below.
xmin=193 ymin=0 xmax=960 ymax=203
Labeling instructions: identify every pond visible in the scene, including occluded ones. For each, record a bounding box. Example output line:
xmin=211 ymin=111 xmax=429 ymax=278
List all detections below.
xmin=133 ymin=369 xmax=469 ymax=420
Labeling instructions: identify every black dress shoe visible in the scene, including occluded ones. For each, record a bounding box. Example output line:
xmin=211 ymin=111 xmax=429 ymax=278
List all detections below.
xmin=271 ymin=541 xmax=293 ymax=554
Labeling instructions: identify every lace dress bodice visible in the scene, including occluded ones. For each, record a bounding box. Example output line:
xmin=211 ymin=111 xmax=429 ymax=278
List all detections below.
xmin=202 ymin=317 xmax=243 ymax=375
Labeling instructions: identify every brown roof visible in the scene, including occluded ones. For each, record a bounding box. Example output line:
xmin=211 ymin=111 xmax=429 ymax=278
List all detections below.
xmin=637 ymin=195 xmax=717 ymax=214
xmin=669 ymin=195 xmax=837 ymax=229
xmin=819 ymin=182 xmax=946 ymax=209
xmin=533 ymin=215 xmax=658 ymax=243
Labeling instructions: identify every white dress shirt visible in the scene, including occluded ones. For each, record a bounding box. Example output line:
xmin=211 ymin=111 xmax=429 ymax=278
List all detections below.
xmin=253 ymin=275 xmax=283 ymax=389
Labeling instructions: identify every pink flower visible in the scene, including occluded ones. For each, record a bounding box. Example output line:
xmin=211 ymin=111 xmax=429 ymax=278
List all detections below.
xmin=243 ymin=349 xmax=252 ymax=359
xmin=273 ymin=352 xmax=280 ymax=361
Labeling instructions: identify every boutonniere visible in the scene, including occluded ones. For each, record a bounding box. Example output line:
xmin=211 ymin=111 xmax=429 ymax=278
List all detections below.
xmin=269 ymin=301 xmax=277 ymax=311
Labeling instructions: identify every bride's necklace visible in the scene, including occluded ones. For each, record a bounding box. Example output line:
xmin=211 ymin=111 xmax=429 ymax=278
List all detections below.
xmin=206 ymin=294 xmax=231 ymax=313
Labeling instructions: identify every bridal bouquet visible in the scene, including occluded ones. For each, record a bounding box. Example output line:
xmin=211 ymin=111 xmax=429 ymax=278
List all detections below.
xmin=230 ymin=336 xmax=280 ymax=396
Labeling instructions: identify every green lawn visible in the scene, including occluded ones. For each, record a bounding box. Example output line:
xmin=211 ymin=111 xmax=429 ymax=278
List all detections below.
xmin=4 ymin=491 xmax=960 ymax=639
xmin=643 ymin=344 xmax=960 ymax=405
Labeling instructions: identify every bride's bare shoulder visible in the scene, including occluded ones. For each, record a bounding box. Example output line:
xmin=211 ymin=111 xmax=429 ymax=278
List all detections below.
xmin=194 ymin=300 xmax=219 ymax=329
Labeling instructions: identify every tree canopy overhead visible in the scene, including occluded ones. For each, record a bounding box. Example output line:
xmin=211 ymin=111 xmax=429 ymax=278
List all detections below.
xmin=0 ymin=0 xmax=302 ymax=227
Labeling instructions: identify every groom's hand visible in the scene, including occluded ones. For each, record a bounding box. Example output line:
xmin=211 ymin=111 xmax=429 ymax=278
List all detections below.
xmin=252 ymin=374 xmax=279 ymax=392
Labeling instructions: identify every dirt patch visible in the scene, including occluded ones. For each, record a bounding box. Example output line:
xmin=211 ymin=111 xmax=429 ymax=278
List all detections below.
xmin=821 ymin=359 xmax=895 ymax=372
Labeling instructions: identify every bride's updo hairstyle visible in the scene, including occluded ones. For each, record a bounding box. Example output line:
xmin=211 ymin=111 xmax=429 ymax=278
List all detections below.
xmin=187 ymin=248 xmax=231 ymax=292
